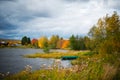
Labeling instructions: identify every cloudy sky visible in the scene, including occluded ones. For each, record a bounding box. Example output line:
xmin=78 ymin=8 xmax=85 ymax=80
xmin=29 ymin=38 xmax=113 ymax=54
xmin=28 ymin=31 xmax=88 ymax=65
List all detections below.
xmin=0 ymin=0 xmax=120 ymax=39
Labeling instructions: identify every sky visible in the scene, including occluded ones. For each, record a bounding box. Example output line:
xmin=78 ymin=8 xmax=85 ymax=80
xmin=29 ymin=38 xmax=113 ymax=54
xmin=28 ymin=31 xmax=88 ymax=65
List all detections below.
xmin=0 ymin=0 xmax=120 ymax=40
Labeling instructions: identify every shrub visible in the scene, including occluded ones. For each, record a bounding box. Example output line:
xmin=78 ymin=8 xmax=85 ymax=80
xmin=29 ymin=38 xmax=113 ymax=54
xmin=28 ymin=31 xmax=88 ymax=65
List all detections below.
xmin=43 ymin=47 xmax=50 ymax=53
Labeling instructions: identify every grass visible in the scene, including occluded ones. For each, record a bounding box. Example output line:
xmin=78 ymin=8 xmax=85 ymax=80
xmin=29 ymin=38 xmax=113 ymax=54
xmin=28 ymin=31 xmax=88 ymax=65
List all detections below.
xmin=4 ymin=68 xmax=72 ymax=80
xmin=4 ymin=51 xmax=120 ymax=80
xmin=23 ymin=51 xmax=85 ymax=59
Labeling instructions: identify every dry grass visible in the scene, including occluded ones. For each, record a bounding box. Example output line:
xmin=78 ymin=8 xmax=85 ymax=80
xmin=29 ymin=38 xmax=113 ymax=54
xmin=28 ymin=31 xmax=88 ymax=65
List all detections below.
xmin=23 ymin=51 xmax=80 ymax=59
xmin=102 ymin=63 xmax=117 ymax=80
xmin=4 ymin=52 xmax=120 ymax=80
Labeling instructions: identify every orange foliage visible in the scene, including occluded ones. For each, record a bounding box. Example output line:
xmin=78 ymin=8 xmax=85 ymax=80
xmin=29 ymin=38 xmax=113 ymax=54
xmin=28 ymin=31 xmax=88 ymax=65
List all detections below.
xmin=57 ymin=40 xmax=69 ymax=49
xmin=61 ymin=40 xmax=69 ymax=49
xmin=31 ymin=39 xmax=38 ymax=45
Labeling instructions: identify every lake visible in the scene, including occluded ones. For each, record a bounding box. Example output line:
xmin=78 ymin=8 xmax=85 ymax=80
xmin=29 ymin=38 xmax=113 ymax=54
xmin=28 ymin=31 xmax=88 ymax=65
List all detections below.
xmin=0 ymin=48 xmax=71 ymax=74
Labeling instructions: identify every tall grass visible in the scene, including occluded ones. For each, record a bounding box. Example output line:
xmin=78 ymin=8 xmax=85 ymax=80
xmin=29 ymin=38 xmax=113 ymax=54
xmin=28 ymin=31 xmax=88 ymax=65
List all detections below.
xmin=5 ymin=52 xmax=120 ymax=80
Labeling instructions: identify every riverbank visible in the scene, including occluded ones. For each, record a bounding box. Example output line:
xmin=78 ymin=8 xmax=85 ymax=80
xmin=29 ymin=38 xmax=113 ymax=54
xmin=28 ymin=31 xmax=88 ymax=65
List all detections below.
xmin=0 ymin=48 xmax=72 ymax=78
xmin=4 ymin=52 xmax=120 ymax=80
xmin=23 ymin=50 xmax=89 ymax=59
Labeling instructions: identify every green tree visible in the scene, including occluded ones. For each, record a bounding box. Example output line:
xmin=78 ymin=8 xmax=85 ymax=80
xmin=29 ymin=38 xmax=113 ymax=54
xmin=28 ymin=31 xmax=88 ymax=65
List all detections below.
xmin=27 ymin=37 xmax=31 ymax=44
xmin=21 ymin=36 xmax=31 ymax=45
xmin=69 ymin=35 xmax=89 ymax=50
xmin=21 ymin=36 xmax=28 ymax=45
xmin=69 ymin=35 xmax=76 ymax=50
xmin=43 ymin=41 xmax=50 ymax=53
xmin=79 ymin=37 xmax=86 ymax=50
xmin=75 ymin=35 xmax=86 ymax=50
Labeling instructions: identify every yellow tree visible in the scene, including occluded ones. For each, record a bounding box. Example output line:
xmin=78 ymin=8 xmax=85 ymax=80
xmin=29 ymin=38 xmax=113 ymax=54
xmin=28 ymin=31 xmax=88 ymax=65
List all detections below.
xmin=38 ymin=36 xmax=48 ymax=48
xmin=49 ymin=35 xmax=59 ymax=49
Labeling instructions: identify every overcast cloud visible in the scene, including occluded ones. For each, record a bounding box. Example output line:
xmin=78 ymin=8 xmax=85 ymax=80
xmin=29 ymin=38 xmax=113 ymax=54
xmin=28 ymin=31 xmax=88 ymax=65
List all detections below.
xmin=0 ymin=0 xmax=120 ymax=39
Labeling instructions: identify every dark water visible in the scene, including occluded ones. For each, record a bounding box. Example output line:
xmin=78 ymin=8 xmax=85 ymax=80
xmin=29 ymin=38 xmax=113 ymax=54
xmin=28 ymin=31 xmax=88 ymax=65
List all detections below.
xmin=0 ymin=48 xmax=71 ymax=74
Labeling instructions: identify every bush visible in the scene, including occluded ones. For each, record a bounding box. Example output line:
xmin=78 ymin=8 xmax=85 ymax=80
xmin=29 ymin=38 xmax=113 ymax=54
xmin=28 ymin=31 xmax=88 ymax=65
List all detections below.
xmin=43 ymin=47 xmax=50 ymax=53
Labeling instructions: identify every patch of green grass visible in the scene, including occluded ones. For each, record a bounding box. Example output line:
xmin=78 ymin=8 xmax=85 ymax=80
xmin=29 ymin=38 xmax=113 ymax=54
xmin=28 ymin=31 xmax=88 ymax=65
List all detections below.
xmin=83 ymin=52 xmax=95 ymax=56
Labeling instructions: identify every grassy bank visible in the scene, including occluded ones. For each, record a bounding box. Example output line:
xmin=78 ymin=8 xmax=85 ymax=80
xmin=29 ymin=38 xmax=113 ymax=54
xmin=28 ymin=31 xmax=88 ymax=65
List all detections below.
xmin=4 ymin=51 xmax=120 ymax=80
xmin=23 ymin=51 xmax=87 ymax=59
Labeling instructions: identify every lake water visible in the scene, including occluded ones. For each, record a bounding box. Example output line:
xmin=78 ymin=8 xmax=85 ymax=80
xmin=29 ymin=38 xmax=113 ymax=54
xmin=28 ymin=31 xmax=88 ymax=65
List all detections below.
xmin=0 ymin=48 xmax=71 ymax=74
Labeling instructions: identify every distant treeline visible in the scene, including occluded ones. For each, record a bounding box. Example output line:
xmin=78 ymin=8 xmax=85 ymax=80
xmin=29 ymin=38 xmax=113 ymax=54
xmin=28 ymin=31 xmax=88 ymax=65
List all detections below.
xmin=21 ymin=34 xmax=91 ymax=50
xmin=21 ymin=11 xmax=120 ymax=55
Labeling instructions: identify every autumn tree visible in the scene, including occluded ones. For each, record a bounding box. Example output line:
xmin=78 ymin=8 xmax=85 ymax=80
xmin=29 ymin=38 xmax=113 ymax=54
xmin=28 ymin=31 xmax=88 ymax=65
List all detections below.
xmin=31 ymin=39 xmax=38 ymax=48
xmin=88 ymin=11 xmax=120 ymax=54
xmin=38 ymin=36 xmax=48 ymax=48
xmin=61 ymin=40 xmax=69 ymax=49
xmin=84 ymin=36 xmax=91 ymax=50
xmin=49 ymin=35 xmax=59 ymax=49
xmin=88 ymin=26 xmax=100 ymax=52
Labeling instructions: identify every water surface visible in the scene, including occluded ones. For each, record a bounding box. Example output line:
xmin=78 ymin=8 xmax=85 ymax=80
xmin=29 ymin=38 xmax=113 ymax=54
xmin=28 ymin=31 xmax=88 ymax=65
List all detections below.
xmin=0 ymin=48 xmax=71 ymax=74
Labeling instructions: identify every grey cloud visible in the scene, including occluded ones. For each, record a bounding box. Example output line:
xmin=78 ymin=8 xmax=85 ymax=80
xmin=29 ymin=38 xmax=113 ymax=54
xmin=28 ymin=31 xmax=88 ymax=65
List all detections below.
xmin=0 ymin=0 xmax=15 ymax=4
xmin=63 ymin=0 xmax=89 ymax=3
xmin=0 ymin=34 xmax=17 ymax=39
xmin=0 ymin=29 xmax=19 ymax=39
xmin=0 ymin=15 xmax=17 ymax=30
xmin=0 ymin=0 xmax=14 ymax=1
xmin=0 ymin=0 xmax=120 ymax=39
xmin=0 ymin=0 xmax=53 ymax=23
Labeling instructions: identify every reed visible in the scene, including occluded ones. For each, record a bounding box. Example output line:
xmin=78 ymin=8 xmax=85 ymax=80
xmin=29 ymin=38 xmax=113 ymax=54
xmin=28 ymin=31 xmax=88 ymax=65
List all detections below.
xmin=5 ymin=52 xmax=120 ymax=80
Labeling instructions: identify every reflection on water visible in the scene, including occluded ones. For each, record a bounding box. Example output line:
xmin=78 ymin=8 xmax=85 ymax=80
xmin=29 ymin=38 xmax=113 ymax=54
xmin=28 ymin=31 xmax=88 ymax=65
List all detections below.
xmin=0 ymin=48 xmax=71 ymax=74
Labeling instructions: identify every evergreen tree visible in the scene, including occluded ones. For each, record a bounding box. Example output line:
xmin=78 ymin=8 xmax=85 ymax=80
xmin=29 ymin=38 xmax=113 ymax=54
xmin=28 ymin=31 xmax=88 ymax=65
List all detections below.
xmin=27 ymin=37 xmax=31 ymax=44
xmin=69 ymin=35 xmax=88 ymax=50
xmin=79 ymin=37 xmax=86 ymax=50
xmin=21 ymin=36 xmax=31 ymax=45
xmin=21 ymin=36 xmax=28 ymax=45
xmin=69 ymin=35 xmax=76 ymax=50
